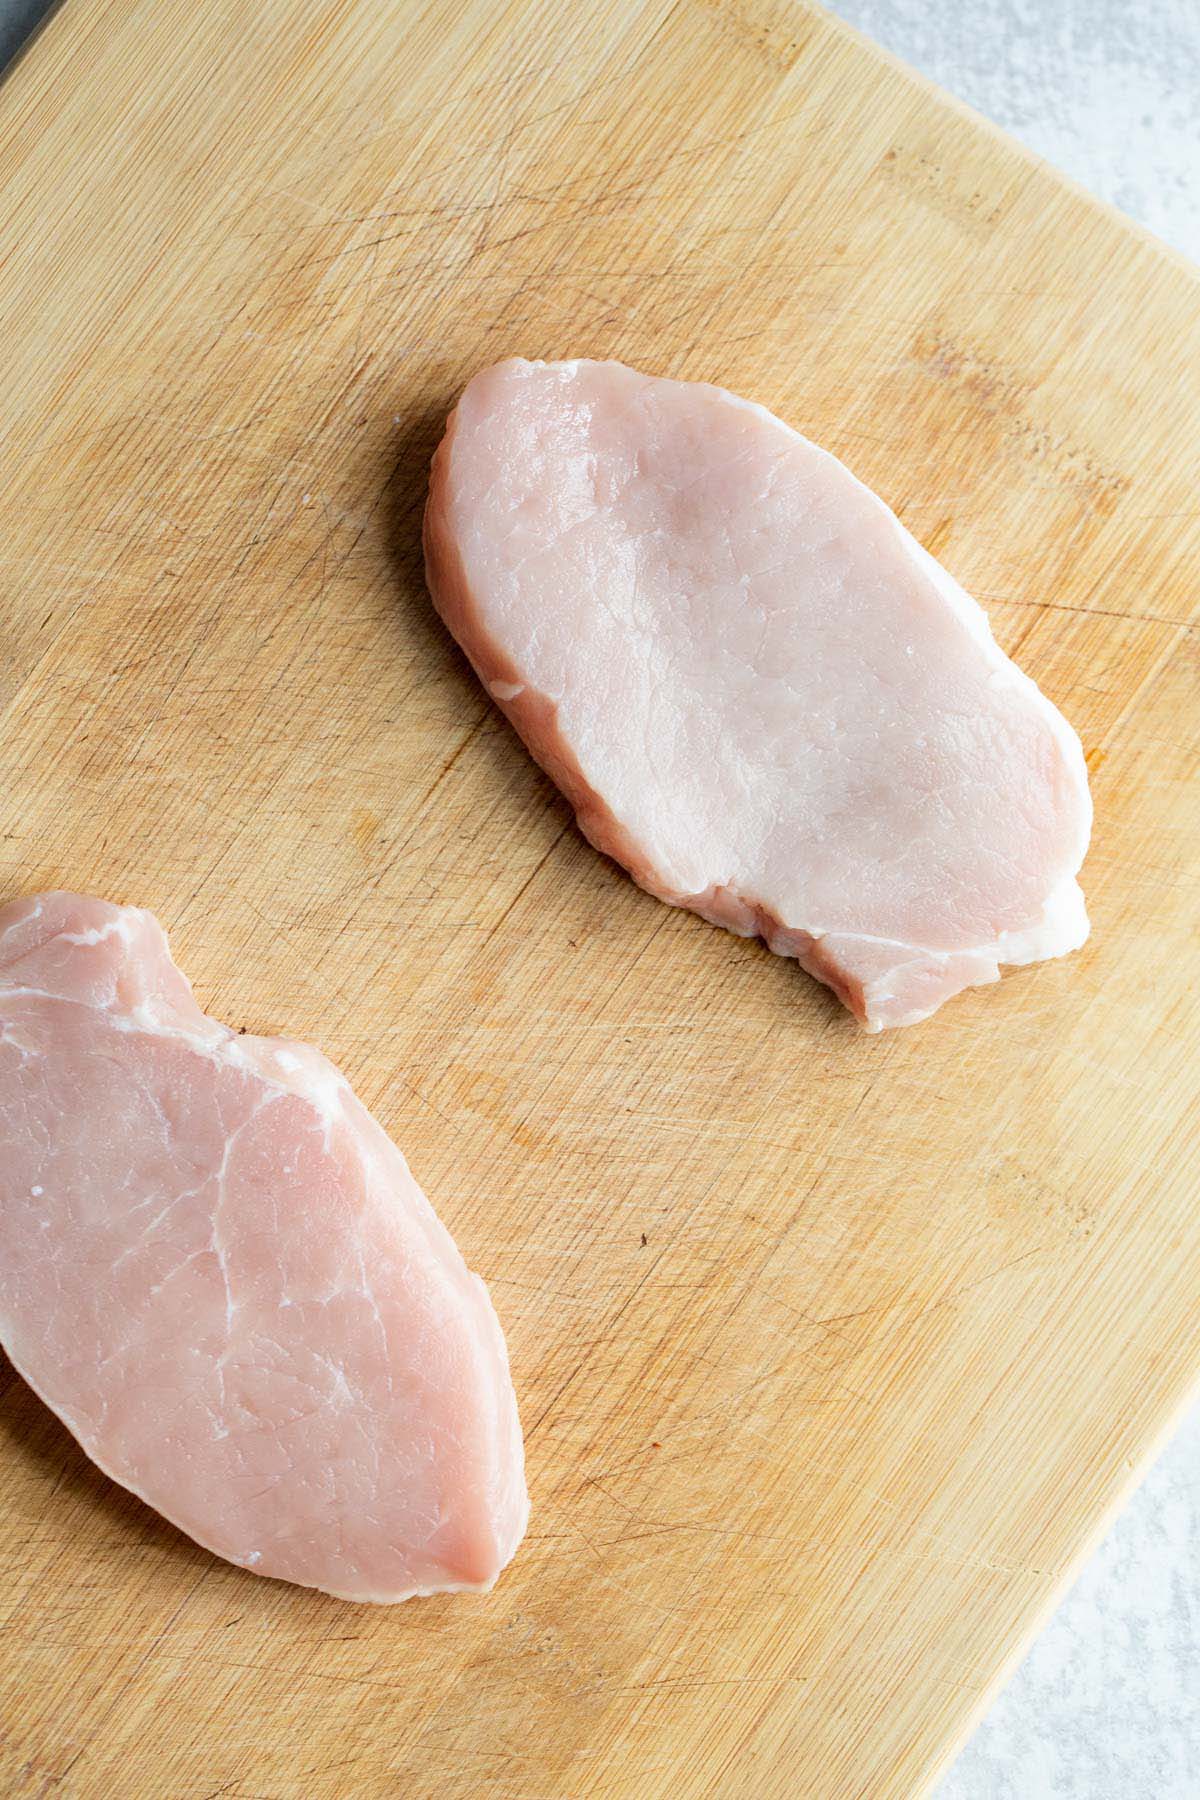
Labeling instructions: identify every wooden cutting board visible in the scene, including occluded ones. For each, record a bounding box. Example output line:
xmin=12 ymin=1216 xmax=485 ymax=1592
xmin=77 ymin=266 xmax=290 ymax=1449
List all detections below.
xmin=1 ymin=2 xmax=1197 ymax=1795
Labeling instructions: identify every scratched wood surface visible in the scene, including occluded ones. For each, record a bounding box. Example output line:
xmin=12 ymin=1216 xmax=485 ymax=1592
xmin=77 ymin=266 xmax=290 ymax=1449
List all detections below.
xmin=0 ymin=1 xmax=1198 ymax=1795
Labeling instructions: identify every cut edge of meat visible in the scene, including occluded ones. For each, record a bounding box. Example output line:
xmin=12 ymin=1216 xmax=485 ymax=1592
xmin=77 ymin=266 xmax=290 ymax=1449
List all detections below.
xmin=673 ymin=869 xmax=1089 ymax=1032
xmin=423 ymin=357 xmax=1092 ymax=1031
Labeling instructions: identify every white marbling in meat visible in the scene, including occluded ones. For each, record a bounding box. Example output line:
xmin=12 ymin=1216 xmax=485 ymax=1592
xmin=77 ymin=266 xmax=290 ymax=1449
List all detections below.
xmin=0 ymin=892 xmax=528 ymax=1602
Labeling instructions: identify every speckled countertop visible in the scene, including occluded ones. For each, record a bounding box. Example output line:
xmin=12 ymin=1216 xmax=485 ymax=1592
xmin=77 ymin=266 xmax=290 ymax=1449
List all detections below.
xmin=2 ymin=2 xmax=1197 ymax=1794
xmin=827 ymin=0 xmax=1200 ymax=263
xmin=825 ymin=9 xmax=1200 ymax=1793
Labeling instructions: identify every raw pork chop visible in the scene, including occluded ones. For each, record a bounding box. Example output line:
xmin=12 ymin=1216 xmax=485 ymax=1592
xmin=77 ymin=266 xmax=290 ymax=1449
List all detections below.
xmin=0 ymin=892 xmax=527 ymax=1601
xmin=424 ymin=358 xmax=1092 ymax=1029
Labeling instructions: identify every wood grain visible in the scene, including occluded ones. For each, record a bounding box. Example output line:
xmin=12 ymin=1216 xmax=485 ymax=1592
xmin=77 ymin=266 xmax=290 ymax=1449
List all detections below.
xmin=1 ymin=1 xmax=1198 ymax=1795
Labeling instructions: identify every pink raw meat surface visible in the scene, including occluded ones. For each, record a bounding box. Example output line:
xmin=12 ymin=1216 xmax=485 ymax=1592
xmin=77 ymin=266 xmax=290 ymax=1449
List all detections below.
xmin=0 ymin=892 xmax=527 ymax=1602
xmin=424 ymin=357 xmax=1092 ymax=1030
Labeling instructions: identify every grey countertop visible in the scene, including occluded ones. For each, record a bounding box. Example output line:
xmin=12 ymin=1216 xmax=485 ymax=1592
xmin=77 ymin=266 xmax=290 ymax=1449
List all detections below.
xmin=817 ymin=16 xmax=1200 ymax=1794
xmin=827 ymin=0 xmax=1200 ymax=264
xmin=0 ymin=0 xmax=51 ymax=73
xmin=3 ymin=2 xmax=1198 ymax=1794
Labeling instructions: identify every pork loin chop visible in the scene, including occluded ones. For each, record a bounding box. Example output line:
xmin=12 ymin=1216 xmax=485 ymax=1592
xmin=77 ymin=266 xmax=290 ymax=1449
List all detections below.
xmin=424 ymin=357 xmax=1092 ymax=1030
xmin=0 ymin=892 xmax=527 ymax=1601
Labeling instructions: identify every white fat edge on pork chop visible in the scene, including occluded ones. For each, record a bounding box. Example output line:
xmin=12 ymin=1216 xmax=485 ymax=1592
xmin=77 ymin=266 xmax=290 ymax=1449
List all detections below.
xmin=424 ymin=357 xmax=1092 ymax=1030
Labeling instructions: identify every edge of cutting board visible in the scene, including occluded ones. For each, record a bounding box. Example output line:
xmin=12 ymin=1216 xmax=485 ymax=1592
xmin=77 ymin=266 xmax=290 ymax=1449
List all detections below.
xmin=0 ymin=3 xmax=1194 ymax=1800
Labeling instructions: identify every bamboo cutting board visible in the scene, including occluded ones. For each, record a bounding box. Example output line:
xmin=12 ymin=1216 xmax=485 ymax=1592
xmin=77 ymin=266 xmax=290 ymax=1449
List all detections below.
xmin=1 ymin=1 xmax=1198 ymax=1795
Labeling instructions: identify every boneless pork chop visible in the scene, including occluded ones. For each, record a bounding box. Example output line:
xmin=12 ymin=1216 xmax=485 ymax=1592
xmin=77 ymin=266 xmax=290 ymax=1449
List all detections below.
xmin=0 ymin=892 xmax=527 ymax=1601
xmin=424 ymin=358 xmax=1092 ymax=1030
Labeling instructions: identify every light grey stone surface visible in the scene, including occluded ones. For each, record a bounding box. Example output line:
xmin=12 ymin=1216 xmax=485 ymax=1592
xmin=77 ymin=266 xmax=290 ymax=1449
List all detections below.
xmin=826 ymin=0 xmax=1200 ymax=262
xmin=936 ymin=1405 xmax=1200 ymax=1798
xmin=823 ymin=5 xmax=1200 ymax=1795
xmin=1 ymin=2 xmax=1196 ymax=1795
